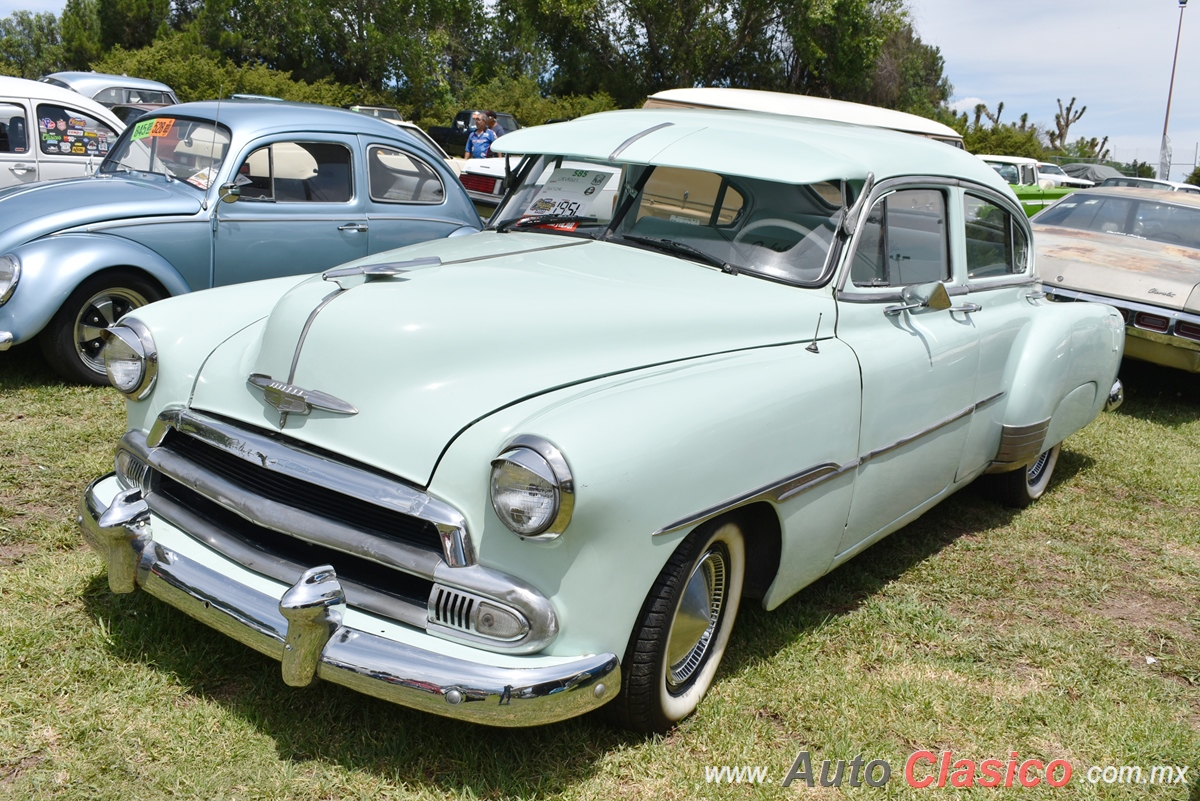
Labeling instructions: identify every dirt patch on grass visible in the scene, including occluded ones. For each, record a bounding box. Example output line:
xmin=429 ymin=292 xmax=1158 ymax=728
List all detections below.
xmin=1095 ymin=594 xmax=1196 ymax=642
xmin=1 ymin=754 xmax=45 ymax=785
xmin=0 ymin=543 xmax=37 ymax=567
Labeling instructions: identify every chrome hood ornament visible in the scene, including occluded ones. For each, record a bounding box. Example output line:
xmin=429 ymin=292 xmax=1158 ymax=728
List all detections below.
xmin=248 ymin=373 xmax=358 ymax=416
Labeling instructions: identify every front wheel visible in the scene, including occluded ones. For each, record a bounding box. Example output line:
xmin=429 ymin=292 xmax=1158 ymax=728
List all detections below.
xmin=986 ymin=444 xmax=1061 ymax=508
xmin=39 ymin=270 xmax=163 ymax=385
xmin=605 ymin=518 xmax=745 ymax=733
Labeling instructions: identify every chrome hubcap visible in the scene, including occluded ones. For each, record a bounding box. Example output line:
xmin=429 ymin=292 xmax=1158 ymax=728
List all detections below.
xmin=74 ymin=288 xmax=148 ymax=374
xmin=666 ymin=545 xmax=727 ymax=690
xmin=1027 ymin=449 xmax=1052 ymax=486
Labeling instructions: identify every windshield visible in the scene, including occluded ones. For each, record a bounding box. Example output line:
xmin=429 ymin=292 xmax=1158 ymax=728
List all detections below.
xmin=1039 ymin=164 xmax=1066 ymax=176
xmin=100 ymin=116 xmax=232 ymax=190
xmin=489 ymin=155 xmax=844 ymax=285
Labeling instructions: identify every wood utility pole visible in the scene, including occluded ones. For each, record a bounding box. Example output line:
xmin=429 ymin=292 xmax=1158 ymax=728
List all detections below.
xmin=1160 ymin=0 xmax=1188 ymax=180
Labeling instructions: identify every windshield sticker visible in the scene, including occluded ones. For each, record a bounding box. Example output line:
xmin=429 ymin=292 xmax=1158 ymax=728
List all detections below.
xmin=131 ymin=117 xmax=175 ymax=141
xmin=186 ymin=167 xmax=216 ymax=190
xmin=522 ymin=167 xmax=609 ymax=221
xmin=68 ymin=117 xmax=87 ymax=130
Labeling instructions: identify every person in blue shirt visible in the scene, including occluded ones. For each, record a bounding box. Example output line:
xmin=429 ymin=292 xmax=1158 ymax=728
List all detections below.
xmin=465 ymin=113 xmax=496 ymax=159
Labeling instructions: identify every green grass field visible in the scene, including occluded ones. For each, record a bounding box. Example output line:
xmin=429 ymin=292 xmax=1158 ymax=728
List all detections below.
xmin=1 ymin=342 xmax=1197 ymax=800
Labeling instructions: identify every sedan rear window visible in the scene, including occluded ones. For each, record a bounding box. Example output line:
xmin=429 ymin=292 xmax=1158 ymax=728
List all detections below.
xmin=1037 ymin=195 xmax=1200 ymax=248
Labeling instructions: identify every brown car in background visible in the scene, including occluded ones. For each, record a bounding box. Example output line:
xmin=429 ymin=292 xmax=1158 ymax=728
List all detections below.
xmin=1035 ymin=187 xmax=1200 ymax=372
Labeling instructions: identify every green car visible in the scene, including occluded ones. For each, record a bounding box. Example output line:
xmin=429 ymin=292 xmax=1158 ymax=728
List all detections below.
xmin=978 ymin=154 xmax=1076 ymax=216
xmin=81 ymin=105 xmax=1126 ymax=732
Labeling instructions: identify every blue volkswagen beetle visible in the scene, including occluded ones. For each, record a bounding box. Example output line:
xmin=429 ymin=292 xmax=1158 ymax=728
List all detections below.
xmin=0 ymin=99 xmax=481 ymax=382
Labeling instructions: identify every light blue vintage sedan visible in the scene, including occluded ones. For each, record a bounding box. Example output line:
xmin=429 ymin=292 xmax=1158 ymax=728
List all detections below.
xmin=0 ymin=99 xmax=481 ymax=383
xmin=81 ymin=108 xmax=1125 ymax=731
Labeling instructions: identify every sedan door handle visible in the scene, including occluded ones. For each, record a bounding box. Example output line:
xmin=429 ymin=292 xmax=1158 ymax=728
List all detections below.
xmin=338 ymin=223 xmax=369 ymax=233
xmin=8 ymin=163 xmax=33 ymax=174
xmin=950 ymin=303 xmax=982 ymax=314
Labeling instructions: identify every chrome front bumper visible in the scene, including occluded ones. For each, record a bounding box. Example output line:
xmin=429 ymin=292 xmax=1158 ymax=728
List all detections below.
xmin=80 ymin=474 xmax=620 ymax=726
xmin=0 ymin=331 xmax=12 ymax=351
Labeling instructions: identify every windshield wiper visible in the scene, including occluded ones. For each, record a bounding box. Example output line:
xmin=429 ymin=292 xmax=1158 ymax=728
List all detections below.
xmin=616 ymin=233 xmax=740 ymax=274
xmin=495 ymin=214 xmax=598 ymax=233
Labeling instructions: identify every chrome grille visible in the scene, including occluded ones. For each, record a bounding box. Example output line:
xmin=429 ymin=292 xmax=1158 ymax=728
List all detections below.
xmin=432 ymin=586 xmax=476 ymax=631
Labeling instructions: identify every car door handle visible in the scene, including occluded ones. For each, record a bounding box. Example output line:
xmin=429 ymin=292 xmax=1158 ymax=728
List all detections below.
xmin=8 ymin=163 xmax=33 ymax=174
xmin=338 ymin=223 xmax=369 ymax=232
xmin=950 ymin=303 xmax=982 ymax=314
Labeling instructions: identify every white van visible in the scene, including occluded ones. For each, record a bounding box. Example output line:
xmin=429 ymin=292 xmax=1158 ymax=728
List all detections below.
xmin=0 ymin=76 xmax=126 ymax=188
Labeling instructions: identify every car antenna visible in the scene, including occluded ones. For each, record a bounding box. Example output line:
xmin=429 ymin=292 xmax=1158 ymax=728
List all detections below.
xmin=202 ymin=85 xmax=225 ymax=211
xmin=806 ymin=313 xmax=822 ymax=353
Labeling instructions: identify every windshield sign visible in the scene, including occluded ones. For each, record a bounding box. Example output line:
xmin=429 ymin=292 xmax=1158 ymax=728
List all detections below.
xmin=100 ymin=118 xmax=232 ymax=190
xmin=492 ymin=155 xmax=844 ymax=285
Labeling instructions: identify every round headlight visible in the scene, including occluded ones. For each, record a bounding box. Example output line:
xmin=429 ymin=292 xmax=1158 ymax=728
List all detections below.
xmin=0 ymin=254 xmax=20 ymax=306
xmin=102 ymin=318 xmax=157 ymax=399
xmin=489 ymin=437 xmax=574 ymax=540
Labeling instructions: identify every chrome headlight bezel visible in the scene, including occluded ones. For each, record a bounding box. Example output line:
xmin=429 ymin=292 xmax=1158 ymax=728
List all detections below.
xmin=489 ymin=435 xmax=574 ymax=540
xmin=0 ymin=253 xmax=20 ymax=306
xmin=102 ymin=317 xmax=158 ymax=400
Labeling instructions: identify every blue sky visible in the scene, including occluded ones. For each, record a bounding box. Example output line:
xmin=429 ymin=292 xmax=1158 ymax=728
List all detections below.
xmin=910 ymin=0 xmax=1200 ymax=179
xmin=5 ymin=0 xmax=1198 ymax=178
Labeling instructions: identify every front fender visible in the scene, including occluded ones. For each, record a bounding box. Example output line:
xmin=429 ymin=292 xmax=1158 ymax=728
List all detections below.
xmin=428 ymin=340 xmax=862 ymax=659
xmin=1 ymin=233 xmax=193 ymax=345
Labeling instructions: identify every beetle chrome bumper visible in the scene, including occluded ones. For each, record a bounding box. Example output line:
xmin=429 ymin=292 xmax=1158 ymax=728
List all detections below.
xmin=80 ymin=474 xmax=620 ymax=726
xmin=0 ymin=331 xmax=11 ymax=351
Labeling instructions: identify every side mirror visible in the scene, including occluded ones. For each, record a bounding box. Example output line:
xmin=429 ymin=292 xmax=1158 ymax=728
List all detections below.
xmin=218 ymin=182 xmax=240 ymax=204
xmin=887 ymin=281 xmax=951 ymax=316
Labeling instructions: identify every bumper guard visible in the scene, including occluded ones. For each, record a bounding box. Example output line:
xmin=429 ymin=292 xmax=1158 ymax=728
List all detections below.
xmin=80 ymin=474 xmax=620 ymax=726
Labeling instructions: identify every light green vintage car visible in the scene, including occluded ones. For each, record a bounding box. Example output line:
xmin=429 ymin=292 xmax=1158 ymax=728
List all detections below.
xmin=978 ymin=155 xmax=1076 ymax=216
xmin=81 ymin=108 xmax=1126 ymax=732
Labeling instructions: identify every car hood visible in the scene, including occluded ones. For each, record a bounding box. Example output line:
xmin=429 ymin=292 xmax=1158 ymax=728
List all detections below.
xmin=0 ymin=174 xmax=202 ymax=253
xmin=189 ymin=232 xmax=833 ymax=486
xmin=1035 ymin=225 xmax=1200 ymax=312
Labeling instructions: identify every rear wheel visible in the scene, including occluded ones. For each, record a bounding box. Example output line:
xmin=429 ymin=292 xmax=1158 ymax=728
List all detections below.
xmin=606 ymin=518 xmax=745 ymax=733
xmin=987 ymin=444 xmax=1061 ymax=508
xmin=39 ymin=270 xmax=163 ymax=385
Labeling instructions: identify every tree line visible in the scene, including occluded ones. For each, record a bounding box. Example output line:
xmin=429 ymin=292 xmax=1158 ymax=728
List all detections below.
xmin=0 ymin=0 xmax=1144 ymax=175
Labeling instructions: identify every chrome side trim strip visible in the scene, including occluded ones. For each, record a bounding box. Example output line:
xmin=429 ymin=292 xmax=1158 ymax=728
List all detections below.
xmin=858 ymin=393 xmax=999 ymax=464
xmin=609 ymin=122 xmax=674 ymax=160
xmin=652 ymin=390 xmax=1006 ymax=537
xmin=652 ymin=460 xmax=856 ymax=536
xmin=80 ymin=478 xmax=619 ymax=727
xmin=142 ymin=410 xmax=477 ymax=567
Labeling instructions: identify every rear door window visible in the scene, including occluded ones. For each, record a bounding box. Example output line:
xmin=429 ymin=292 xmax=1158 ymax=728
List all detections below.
xmin=35 ymin=103 xmax=117 ymax=158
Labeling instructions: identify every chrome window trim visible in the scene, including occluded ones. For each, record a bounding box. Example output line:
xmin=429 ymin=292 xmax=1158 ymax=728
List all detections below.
xmin=835 ymin=176 xmax=1029 ymax=299
xmin=963 ymin=274 xmax=1039 ymax=292
xmin=652 ymin=391 xmax=1005 ymax=538
xmin=609 ymin=122 xmax=674 ymax=160
xmin=146 ymin=408 xmax=476 ymax=566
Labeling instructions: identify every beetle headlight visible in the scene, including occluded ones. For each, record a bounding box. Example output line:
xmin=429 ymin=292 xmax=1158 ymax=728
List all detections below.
xmin=489 ymin=436 xmax=574 ymax=540
xmin=102 ymin=318 xmax=157 ymax=400
xmin=0 ymin=254 xmax=19 ymax=306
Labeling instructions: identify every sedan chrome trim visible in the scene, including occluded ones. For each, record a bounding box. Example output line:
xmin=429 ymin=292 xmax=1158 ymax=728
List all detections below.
xmin=653 ymin=391 xmax=1006 ymax=537
xmin=609 ymin=122 xmax=674 ymax=160
xmin=80 ymin=477 xmax=617 ymax=726
xmin=986 ymin=417 xmax=1051 ymax=472
xmin=247 ymin=373 xmax=358 ymax=416
xmin=652 ymin=461 xmax=856 ymax=536
xmin=143 ymin=409 xmax=477 ymax=566
xmin=1106 ymin=380 xmax=1124 ymax=413
xmin=859 ymin=391 xmax=1005 ymax=464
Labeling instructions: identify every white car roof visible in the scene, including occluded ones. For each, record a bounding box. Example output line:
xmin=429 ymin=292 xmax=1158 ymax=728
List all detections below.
xmin=978 ymin=154 xmax=1038 ymax=166
xmin=0 ymin=75 xmax=125 ymax=131
xmin=644 ymin=88 xmax=964 ymax=145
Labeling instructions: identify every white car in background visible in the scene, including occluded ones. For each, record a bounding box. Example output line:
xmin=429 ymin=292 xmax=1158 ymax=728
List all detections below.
xmin=1037 ymin=162 xmax=1093 ymax=188
xmin=0 ymin=75 xmax=125 ymax=188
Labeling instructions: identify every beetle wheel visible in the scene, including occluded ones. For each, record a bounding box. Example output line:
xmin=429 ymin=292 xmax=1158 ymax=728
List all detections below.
xmin=40 ymin=270 xmax=163 ymax=385
xmin=986 ymin=444 xmax=1061 ymax=508
xmin=605 ymin=518 xmax=745 ymax=733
